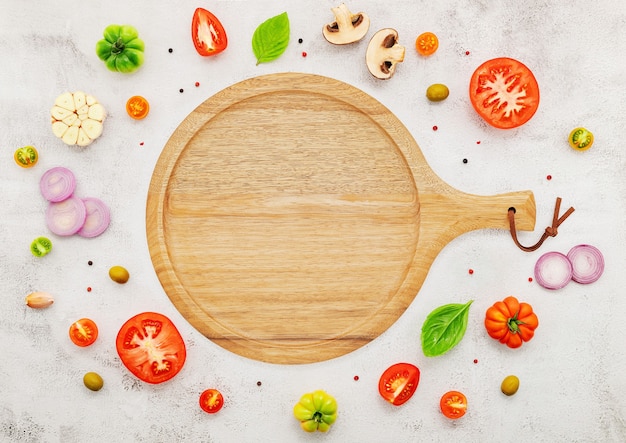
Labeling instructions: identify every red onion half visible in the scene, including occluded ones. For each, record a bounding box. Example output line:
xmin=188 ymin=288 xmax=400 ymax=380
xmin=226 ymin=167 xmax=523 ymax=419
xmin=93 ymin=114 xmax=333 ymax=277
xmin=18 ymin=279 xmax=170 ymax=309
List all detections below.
xmin=77 ymin=197 xmax=111 ymax=238
xmin=40 ymin=166 xmax=76 ymax=202
xmin=534 ymin=251 xmax=573 ymax=290
xmin=567 ymin=244 xmax=604 ymax=284
xmin=46 ymin=196 xmax=87 ymax=236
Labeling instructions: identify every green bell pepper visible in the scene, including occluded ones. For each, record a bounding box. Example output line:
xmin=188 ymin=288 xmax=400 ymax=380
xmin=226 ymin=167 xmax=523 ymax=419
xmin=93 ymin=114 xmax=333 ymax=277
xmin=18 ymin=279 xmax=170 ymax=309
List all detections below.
xmin=95 ymin=24 xmax=144 ymax=73
xmin=293 ymin=390 xmax=337 ymax=433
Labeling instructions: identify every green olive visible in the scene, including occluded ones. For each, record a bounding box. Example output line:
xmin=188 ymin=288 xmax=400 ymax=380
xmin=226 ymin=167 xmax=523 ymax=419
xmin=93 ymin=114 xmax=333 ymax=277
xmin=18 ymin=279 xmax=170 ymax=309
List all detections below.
xmin=109 ymin=265 xmax=130 ymax=284
xmin=83 ymin=372 xmax=104 ymax=391
xmin=426 ymin=83 xmax=450 ymax=102
xmin=501 ymin=375 xmax=520 ymax=396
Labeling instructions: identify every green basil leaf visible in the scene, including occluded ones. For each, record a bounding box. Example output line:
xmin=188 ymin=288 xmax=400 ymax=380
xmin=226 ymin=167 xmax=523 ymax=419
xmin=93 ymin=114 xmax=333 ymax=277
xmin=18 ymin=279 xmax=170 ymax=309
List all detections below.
xmin=421 ymin=300 xmax=473 ymax=357
xmin=252 ymin=12 xmax=290 ymax=65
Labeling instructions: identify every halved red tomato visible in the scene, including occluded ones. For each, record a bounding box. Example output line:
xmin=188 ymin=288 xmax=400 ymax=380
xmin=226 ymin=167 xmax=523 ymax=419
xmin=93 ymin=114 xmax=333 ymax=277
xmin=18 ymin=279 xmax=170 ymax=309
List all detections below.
xmin=199 ymin=388 xmax=224 ymax=414
xmin=440 ymin=390 xmax=467 ymax=419
xmin=378 ymin=363 xmax=420 ymax=406
xmin=469 ymin=57 xmax=539 ymax=129
xmin=69 ymin=318 xmax=98 ymax=347
xmin=116 ymin=312 xmax=186 ymax=384
xmin=191 ymin=8 xmax=228 ymax=56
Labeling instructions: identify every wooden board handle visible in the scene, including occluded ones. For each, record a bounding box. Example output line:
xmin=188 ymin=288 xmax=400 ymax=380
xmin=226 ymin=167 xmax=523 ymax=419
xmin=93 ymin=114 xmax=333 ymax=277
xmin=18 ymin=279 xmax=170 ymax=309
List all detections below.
xmin=419 ymin=190 xmax=536 ymax=250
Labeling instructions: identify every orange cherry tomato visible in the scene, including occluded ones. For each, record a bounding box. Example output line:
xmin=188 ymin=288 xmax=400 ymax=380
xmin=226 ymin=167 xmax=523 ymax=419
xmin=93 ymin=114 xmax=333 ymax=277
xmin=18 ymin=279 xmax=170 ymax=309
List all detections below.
xmin=69 ymin=318 xmax=98 ymax=347
xmin=199 ymin=388 xmax=224 ymax=414
xmin=440 ymin=391 xmax=467 ymax=419
xmin=415 ymin=32 xmax=439 ymax=56
xmin=126 ymin=96 xmax=150 ymax=120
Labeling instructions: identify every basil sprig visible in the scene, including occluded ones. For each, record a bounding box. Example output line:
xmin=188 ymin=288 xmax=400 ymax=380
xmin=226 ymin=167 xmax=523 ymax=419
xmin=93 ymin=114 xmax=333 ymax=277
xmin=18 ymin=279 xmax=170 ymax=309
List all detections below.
xmin=252 ymin=12 xmax=290 ymax=65
xmin=421 ymin=300 xmax=473 ymax=357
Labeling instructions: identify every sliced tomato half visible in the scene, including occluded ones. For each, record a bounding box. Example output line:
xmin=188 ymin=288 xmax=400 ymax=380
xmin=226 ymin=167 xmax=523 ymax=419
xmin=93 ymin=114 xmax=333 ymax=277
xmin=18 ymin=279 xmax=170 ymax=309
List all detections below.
xmin=440 ymin=390 xmax=467 ymax=419
xmin=378 ymin=362 xmax=420 ymax=406
xmin=469 ymin=57 xmax=540 ymax=129
xmin=69 ymin=318 xmax=98 ymax=347
xmin=116 ymin=312 xmax=186 ymax=384
xmin=199 ymin=389 xmax=224 ymax=414
xmin=191 ymin=8 xmax=228 ymax=56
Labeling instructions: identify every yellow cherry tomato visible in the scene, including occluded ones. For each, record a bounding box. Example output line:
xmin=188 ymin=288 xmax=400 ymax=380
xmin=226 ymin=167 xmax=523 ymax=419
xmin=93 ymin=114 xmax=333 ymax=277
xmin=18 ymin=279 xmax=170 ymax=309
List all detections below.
xmin=126 ymin=96 xmax=150 ymax=120
xmin=14 ymin=145 xmax=38 ymax=168
xmin=568 ymin=127 xmax=593 ymax=151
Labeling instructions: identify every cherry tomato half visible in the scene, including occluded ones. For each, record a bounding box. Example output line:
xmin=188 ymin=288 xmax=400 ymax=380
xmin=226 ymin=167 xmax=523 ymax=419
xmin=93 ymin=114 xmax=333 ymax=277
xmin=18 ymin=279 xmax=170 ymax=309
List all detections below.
xmin=30 ymin=236 xmax=52 ymax=257
xmin=116 ymin=312 xmax=186 ymax=384
xmin=199 ymin=388 xmax=224 ymax=414
xmin=14 ymin=145 xmax=38 ymax=168
xmin=378 ymin=363 xmax=420 ymax=406
xmin=469 ymin=57 xmax=540 ymax=129
xmin=415 ymin=32 xmax=439 ymax=56
xmin=69 ymin=318 xmax=99 ymax=347
xmin=126 ymin=96 xmax=150 ymax=120
xmin=568 ymin=127 xmax=594 ymax=151
xmin=191 ymin=8 xmax=228 ymax=57
xmin=440 ymin=391 xmax=467 ymax=419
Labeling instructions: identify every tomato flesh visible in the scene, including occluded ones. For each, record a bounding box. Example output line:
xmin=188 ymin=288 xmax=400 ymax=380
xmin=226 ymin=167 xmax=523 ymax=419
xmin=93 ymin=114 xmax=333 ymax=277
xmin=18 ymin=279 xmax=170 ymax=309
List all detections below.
xmin=440 ymin=391 xmax=467 ymax=419
xmin=116 ymin=312 xmax=186 ymax=384
xmin=126 ymin=96 xmax=149 ymax=120
xmin=199 ymin=389 xmax=224 ymax=414
xmin=469 ymin=57 xmax=539 ymax=129
xmin=415 ymin=32 xmax=438 ymax=56
xmin=568 ymin=127 xmax=594 ymax=151
xmin=69 ymin=318 xmax=98 ymax=347
xmin=378 ymin=363 xmax=420 ymax=406
xmin=30 ymin=236 xmax=52 ymax=257
xmin=14 ymin=146 xmax=38 ymax=168
xmin=191 ymin=8 xmax=227 ymax=56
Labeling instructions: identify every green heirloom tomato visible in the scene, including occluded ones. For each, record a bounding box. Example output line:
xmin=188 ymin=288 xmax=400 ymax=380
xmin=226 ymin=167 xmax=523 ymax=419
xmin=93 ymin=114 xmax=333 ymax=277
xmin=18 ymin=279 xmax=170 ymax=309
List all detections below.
xmin=293 ymin=390 xmax=337 ymax=433
xmin=96 ymin=24 xmax=145 ymax=73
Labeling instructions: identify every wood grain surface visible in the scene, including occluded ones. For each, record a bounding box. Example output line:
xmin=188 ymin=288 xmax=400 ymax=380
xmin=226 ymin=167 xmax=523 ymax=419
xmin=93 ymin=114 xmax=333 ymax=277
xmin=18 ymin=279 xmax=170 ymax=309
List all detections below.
xmin=146 ymin=73 xmax=535 ymax=364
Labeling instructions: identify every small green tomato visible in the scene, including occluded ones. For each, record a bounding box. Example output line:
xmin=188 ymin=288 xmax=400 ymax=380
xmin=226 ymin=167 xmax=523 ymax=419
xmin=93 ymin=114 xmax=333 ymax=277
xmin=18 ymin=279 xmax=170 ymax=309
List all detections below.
xmin=426 ymin=83 xmax=450 ymax=102
xmin=83 ymin=372 xmax=104 ymax=391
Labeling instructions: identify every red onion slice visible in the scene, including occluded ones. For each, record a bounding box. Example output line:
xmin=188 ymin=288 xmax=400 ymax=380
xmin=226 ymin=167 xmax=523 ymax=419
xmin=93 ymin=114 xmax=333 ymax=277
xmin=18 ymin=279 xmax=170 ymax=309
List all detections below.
xmin=567 ymin=244 xmax=604 ymax=284
xmin=77 ymin=197 xmax=111 ymax=238
xmin=46 ymin=196 xmax=87 ymax=236
xmin=534 ymin=251 xmax=573 ymax=290
xmin=40 ymin=166 xmax=76 ymax=202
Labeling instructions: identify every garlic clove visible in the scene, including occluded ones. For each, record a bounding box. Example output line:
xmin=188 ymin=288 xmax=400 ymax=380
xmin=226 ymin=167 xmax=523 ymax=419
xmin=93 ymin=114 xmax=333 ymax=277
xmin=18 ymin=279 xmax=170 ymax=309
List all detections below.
xmin=25 ymin=291 xmax=54 ymax=309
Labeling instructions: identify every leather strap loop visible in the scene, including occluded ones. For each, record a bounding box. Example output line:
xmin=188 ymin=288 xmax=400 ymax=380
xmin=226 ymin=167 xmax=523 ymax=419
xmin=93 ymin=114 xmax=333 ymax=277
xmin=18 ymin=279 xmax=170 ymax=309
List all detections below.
xmin=508 ymin=197 xmax=575 ymax=252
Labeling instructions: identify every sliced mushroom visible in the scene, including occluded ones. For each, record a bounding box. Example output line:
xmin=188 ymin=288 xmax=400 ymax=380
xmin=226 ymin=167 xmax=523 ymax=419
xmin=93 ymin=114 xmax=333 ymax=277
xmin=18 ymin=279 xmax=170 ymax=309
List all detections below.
xmin=365 ymin=29 xmax=405 ymax=80
xmin=322 ymin=3 xmax=370 ymax=45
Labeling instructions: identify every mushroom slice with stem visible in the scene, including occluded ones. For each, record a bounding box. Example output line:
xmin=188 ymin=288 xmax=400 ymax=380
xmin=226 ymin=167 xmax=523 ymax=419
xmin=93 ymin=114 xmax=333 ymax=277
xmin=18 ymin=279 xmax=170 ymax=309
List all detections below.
xmin=365 ymin=28 xmax=405 ymax=80
xmin=322 ymin=3 xmax=370 ymax=45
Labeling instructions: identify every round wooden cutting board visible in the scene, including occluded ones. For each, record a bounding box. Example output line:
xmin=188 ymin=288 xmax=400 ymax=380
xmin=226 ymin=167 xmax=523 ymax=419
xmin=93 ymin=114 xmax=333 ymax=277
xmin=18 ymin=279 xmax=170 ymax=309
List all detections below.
xmin=146 ymin=73 xmax=535 ymax=364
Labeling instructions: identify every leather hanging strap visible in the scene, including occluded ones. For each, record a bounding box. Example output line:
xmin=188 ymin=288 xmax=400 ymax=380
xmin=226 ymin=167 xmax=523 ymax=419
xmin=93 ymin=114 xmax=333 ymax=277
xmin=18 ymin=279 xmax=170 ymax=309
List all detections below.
xmin=508 ymin=197 xmax=575 ymax=252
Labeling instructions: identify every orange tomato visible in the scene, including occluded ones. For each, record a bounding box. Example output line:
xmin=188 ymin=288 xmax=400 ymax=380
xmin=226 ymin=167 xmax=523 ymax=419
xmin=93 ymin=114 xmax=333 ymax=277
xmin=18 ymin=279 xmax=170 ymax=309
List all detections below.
xmin=69 ymin=318 xmax=98 ymax=347
xmin=415 ymin=32 xmax=438 ymax=56
xmin=484 ymin=296 xmax=539 ymax=348
xmin=126 ymin=96 xmax=150 ymax=120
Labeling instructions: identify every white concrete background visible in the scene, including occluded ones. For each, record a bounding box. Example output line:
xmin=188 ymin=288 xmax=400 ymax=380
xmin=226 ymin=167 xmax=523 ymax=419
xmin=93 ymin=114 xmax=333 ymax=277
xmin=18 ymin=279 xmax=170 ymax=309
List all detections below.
xmin=1 ymin=1 xmax=625 ymax=442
